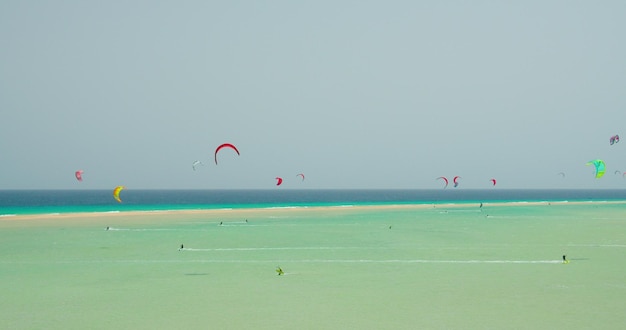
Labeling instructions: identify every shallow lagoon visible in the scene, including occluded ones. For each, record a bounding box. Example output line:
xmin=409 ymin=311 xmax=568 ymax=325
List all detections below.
xmin=1 ymin=202 xmax=625 ymax=329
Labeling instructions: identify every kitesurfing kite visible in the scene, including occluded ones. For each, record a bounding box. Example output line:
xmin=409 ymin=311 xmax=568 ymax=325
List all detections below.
xmin=113 ymin=186 xmax=125 ymax=203
xmin=75 ymin=170 xmax=84 ymax=182
xmin=489 ymin=178 xmax=497 ymax=186
xmin=615 ymin=170 xmax=622 ymax=176
xmin=275 ymin=177 xmax=283 ymax=186
xmin=437 ymin=176 xmax=449 ymax=189
xmin=297 ymin=173 xmax=305 ymax=181
xmin=610 ymin=135 xmax=620 ymax=145
xmin=557 ymin=172 xmax=566 ymax=178
xmin=192 ymin=160 xmax=203 ymax=171
xmin=453 ymin=176 xmax=461 ymax=188
xmin=214 ymin=143 xmax=240 ymax=164
xmin=586 ymin=159 xmax=606 ymax=178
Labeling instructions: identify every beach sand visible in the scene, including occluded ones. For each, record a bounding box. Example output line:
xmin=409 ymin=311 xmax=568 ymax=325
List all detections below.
xmin=1 ymin=202 xmax=625 ymax=329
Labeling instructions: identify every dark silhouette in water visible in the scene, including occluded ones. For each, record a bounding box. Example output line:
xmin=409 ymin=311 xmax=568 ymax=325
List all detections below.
xmin=276 ymin=266 xmax=284 ymax=275
xmin=179 ymin=244 xmax=184 ymax=251
xmin=562 ymin=255 xmax=569 ymax=264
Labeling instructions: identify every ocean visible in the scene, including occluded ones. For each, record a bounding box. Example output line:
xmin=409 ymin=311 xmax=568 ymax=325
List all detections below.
xmin=2 ymin=189 xmax=626 ymax=216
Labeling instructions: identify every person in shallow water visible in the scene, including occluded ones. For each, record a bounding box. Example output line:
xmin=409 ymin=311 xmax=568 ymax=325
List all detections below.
xmin=276 ymin=266 xmax=284 ymax=275
xmin=179 ymin=244 xmax=184 ymax=251
xmin=562 ymin=255 xmax=569 ymax=264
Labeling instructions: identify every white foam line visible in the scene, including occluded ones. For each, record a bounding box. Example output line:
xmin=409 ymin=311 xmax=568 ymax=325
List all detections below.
xmin=442 ymin=210 xmax=483 ymax=213
xmin=264 ymin=206 xmax=301 ymax=210
xmin=186 ymin=244 xmax=572 ymax=251
xmin=483 ymin=215 xmax=542 ymax=218
xmin=568 ymin=244 xmax=626 ymax=248
xmin=184 ymin=247 xmax=381 ymax=251
xmin=1 ymin=259 xmax=562 ymax=265
xmin=107 ymin=228 xmax=177 ymax=231
xmin=282 ymin=259 xmax=561 ymax=264
xmin=218 ymin=224 xmax=271 ymax=227
xmin=216 ymin=223 xmax=367 ymax=227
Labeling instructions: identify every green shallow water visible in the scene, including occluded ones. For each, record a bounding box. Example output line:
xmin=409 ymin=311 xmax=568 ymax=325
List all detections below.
xmin=1 ymin=203 xmax=625 ymax=329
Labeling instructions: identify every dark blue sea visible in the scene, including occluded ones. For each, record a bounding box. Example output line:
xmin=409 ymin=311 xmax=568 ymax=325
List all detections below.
xmin=2 ymin=189 xmax=626 ymax=216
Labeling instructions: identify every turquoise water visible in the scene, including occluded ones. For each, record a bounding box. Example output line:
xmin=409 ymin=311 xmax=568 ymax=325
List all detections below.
xmin=2 ymin=189 xmax=626 ymax=215
xmin=1 ymin=202 xmax=626 ymax=329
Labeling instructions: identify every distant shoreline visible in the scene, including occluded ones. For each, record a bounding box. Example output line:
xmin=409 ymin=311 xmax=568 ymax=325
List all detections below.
xmin=3 ymin=200 xmax=626 ymax=222
xmin=4 ymin=189 xmax=626 ymax=218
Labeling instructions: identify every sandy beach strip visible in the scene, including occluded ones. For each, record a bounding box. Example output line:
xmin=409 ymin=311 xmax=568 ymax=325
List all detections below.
xmin=2 ymin=199 xmax=625 ymax=225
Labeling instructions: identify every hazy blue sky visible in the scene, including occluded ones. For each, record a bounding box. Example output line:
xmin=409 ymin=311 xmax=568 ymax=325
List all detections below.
xmin=1 ymin=1 xmax=625 ymax=189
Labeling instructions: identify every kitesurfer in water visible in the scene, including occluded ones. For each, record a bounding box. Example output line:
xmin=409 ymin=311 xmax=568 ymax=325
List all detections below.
xmin=276 ymin=266 xmax=284 ymax=275
xmin=179 ymin=244 xmax=184 ymax=251
xmin=562 ymin=255 xmax=569 ymax=264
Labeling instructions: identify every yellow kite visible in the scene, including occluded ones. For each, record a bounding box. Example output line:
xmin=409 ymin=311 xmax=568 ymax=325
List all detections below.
xmin=113 ymin=186 xmax=125 ymax=203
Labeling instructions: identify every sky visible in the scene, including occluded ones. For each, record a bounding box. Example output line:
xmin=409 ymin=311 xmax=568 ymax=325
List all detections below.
xmin=1 ymin=1 xmax=625 ymax=190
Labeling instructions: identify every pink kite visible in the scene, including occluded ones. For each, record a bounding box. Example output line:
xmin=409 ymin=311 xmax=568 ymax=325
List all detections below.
xmin=490 ymin=178 xmax=497 ymax=186
xmin=75 ymin=170 xmax=84 ymax=182
xmin=297 ymin=173 xmax=305 ymax=181
xmin=275 ymin=177 xmax=283 ymax=186
xmin=453 ymin=176 xmax=461 ymax=188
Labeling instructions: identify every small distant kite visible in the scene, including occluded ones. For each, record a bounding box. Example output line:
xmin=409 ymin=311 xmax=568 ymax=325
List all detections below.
xmin=113 ymin=186 xmax=125 ymax=203
xmin=557 ymin=172 xmax=566 ymax=178
xmin=75 ymin=170 xmax=84 ymax=182
xmin=489 ymin=178 xmax=497 ymax=186
xmin=453 ymin=176 xmax=461 ymax=188
xmin=586 ymin=159 xmax=606 ymax=179
xmin=615 ymin=170 xmax=622 ymax=176
xmin=192 ymin=160 xmax=203 ymax=171
xmin=297 ymin=173 xmax=305 ymax=181
xmin=275 ymin=177 xmax=283 ymax=186
xmin=610 ymin=135 xmax=620 ymax=145
xmin=437 ymin=176 xmax=449 ymax=189
xmin=214 ymin=143 xmax=240 ymax=165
